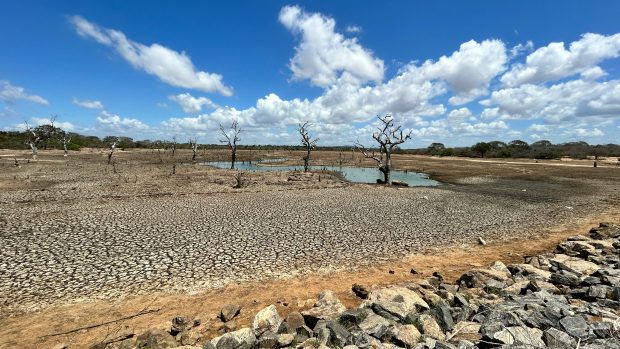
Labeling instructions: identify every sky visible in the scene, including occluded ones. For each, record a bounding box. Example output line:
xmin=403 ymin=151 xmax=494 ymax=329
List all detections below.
xmin=1 ymin=1 xmax=620 ymax=147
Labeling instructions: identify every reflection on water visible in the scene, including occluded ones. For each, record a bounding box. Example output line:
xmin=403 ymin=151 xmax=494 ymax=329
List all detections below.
xmin=204 ymin=160 xmax=438 ymax=186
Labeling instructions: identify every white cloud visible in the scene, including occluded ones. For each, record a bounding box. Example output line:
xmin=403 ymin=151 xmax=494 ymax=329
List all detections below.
xmin=96 ymin=110 xmax=149 ymax=131
xmin=501 ymin=33 xmax=620 ymax=86
xmin=31 ymin=117 xmax=75 ymax=131
xmin=72 ymin=97 xmax=103 ymax=109
xmin=169 ymin=93 xmax=219 ymax=113
xmin=408 ymin=39 xmax=507 ymax=105
xmin=345 ymin=25 xmax=362 ymax=33
xmin=0 ymin=80 xmax=48 ymax=105
xmin=279 ymin=5 xmax=384 ymax=87
xmin=70 ymin=15 xmax=233 ymax=96
xmin=482 ymin=79 xmax=620 ymax=123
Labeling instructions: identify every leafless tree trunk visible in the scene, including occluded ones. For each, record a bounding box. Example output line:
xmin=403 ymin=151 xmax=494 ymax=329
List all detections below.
xmin=61 ymin=134 xmax=71 ymax=157
xmin=189 ymin=137 xmax=199 ymax=162
xmin=298 ymin=122 xmax=319 ymax=172
xmin=170 ymin=136 xmax=177 ymax=157
xmin=354 ymin=114 xmax=412 ymax=184
xmin=219 ymin=120 xmax=242 ymax=169
xmin=107 ymin=141 xmax=117 ymax=165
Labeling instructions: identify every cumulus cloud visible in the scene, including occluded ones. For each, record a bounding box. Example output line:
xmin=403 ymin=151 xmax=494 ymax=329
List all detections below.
xmin=169 ymin=93 xmax=219 ymax=113
xmin=0 ymin=80 xmax=48 ymax=105
xmin=501 ymin=33 xmax=620 ymax=86
xmin=31 ymin=117 xmax=75 ymax=131
xmin=73 ymin=97 xmax=103 ymax=109
xmin=70 ymin=15 xmax=233 ymax=96
xmin=279 ymin=5 xmax=384 ymax=87
xmin=413 ymin=39 xmax=507 ymax=105
xmin=96 ymin=110 xmax=149 ymax=131
xmin=481 ymin=79 xmax=620 ymax=123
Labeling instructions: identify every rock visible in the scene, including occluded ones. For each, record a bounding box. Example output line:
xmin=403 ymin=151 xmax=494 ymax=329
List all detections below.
xmin=171 ymin=316 xmax=190 ymax=335
xmin=551 ymin=254 xmax=600 ymax=275
xmin=559 ymin=315 xmax=590 ymax=339
xmin=339 ymin=309 xmax=368 ymax=327
xmin=390 ymin=324 xmax=421 ymax=347
xmin=352 ymin=284 xmax=369 ymax=299
xmin=366 ymin=286 xmax=429 ymax=319
xmin=586 ymin=285 xmax=610 ymax=299
xmin=458 ymin=268 xmax=510 ymax=288
xmin=392 ymin=180 xmax=409 ymax=187
xmin=489 ymin=261 xmax=510 ymax=274
xmin=252 ymin=305 xmax=282 ymax=337
xmin=51 ymin=345 xmax=68 ymax=349
xmin=220 ymin=304 xmax=241 ymax=322
xmin=285 ymin=311 xmax=305 ymax=332
xmin=490 ymin=326 xmax=544 ymax=347
xmin=211 ymin=328 xmax=256 ymax=349
xmin=358 ymin=313 xmax=392 ymax=339
xmin=478 ymin=237 xmax=486 ymax=245
xmin=451 ymin=321 xmax=481 ymax=335
xmin=256 ymin=332 xmax=278 ymax=349
xmin=591 ymin=322 xmax=613 ymax=338
xmin=507 ymin=263 xmax=552 ymax=281
xmin=416 ymin=314 xmax=445 ymax=340
xmin=277 ymin=333 xmax=294 ymax=347
xmin=543 ymin=327 xmax=576 ymax=348
xmin=528 ymin=279 xmax=558 ymax=293
xmin=502 ymin=280 xmax=529 ymax=295
xmin=613 ymin=286 xmax=620 ymax=301
xmin=432 ymin=303 xmax=454 ymax=332
xmin=550 ymin=270 xmax=582 ymax=287
xmin=136 ymin=329 xmax=178 ymax=348
xmin=301 ymin=291 xmax=346 ymax=328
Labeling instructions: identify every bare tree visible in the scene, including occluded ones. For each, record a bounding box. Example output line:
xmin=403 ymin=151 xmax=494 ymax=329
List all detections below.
xmin=60 ymin=132 xmax=71 ymax=157
xmin=219 ymin=120 xmax=241 ymax=169
xmin=107 ymin=139 xmax=118 ymax=165
xmin=189 ymin=137 xmax=199 ymax=162
xmin=355 ymin=114 xmax=412 ymax=184
xmin=24 ymin=116 xmax=58 ymax=160
xmin=170 ymin=135 xmax=177 ymax=157
xmin=298 ymin=121 xmax=319 ymax=172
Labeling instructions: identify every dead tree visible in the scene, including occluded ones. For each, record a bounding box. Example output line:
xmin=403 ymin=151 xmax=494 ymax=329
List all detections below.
xmin=219 ymin=120 xmax=241 ymax=169
xmin=61 ymin=133 xmax=71 ymax=157
xmin=107 ymin=140 xmax=118 ymax=165
xmin=298 ymin=121 xmax=319 ymax=172
xmin=24 ymin=116 xmax=57 ymax=160
xmin=170 ymin=136 xmax=177 ymax=157
xmin=355 ymin=114 xmax=412 ymax=184
xmin=189 ymin=137 xmax=199 ymax=162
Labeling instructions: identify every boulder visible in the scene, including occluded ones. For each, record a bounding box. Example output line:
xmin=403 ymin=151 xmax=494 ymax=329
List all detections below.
xmin=358 ymin=313 xmax=392 ymax=339
xmin=211 ymin=328 xmax=256 ymax=349
xmin=416 ymin=314 xmax=445 ymax=340
xmin=366 ymin=286 xmax=429 ymax=319
xmin=285 ymin=311 xmax=305 ymax=332
xmin=352 ymin=284 xmax=369 ymax=299
xmin=550 ymin=254 xmax=600 ymax=276
xmin=543 ymin=327 xmax=576 ymax=348
xmin=389 ymin=324 xmax=421 ymax=347
xmin=559 ymin=315 xmax=590 ymax=339
xmin=220 ymin=304 xmax=241 ymax=322
xmin=171 ymin=316 xmax=189 ymax=335
xmin=301 ymin=291 xmax=346 ymax=327
xmin=490 ymin=326 xmax=544 ymax=347
xmin=252 ymin=305 xmax=282 ymax=337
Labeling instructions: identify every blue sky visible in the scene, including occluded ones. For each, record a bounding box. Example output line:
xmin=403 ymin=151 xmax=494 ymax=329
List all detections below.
xmin=1 ymin=1 xmax=619 ymax=147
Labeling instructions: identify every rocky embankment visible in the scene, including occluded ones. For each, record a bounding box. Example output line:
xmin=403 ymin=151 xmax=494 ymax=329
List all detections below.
xmin=74 ymin=223 xmax=620 ymax=349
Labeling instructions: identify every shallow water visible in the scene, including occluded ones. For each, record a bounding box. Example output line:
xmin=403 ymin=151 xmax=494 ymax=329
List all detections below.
xmin=205 ymin=160 xmax=438 ymax=186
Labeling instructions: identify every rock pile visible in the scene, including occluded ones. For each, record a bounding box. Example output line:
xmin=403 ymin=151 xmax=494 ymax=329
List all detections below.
xmin=101 ymin=223 xmax=620 ymax=349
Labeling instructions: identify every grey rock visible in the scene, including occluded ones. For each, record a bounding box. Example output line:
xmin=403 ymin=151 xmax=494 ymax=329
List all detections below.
xmin=358 ymin=313 xmax=391 ymax=339
xmin=352 ymin=284 xmax=369 ymax=299
xmin=301 ymin=290 xmax=346 ymax=328
xmin=220 ymin=304 xmax=241 ymax=322
xmin=256 ymin=332 xmax=278 ymax=349
xmin=366 ymin=286 xmax=429 ymax=320
xmin=252 ymin=305 xmax=282 ymax=337
xmin=543 ymin=327 xmax=576 ymax=348
xmin=432 ymin=303 xmax=454 ymax=332
xmin=211 ymin=328 xmax=256 ymax=349
xmin=339 ymin=309 xmax=368 ymax=328
xmin=171 ymin=316 xmax=189 ymax=335
xmin=559 ymin=315 xmax=590 ymax=339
